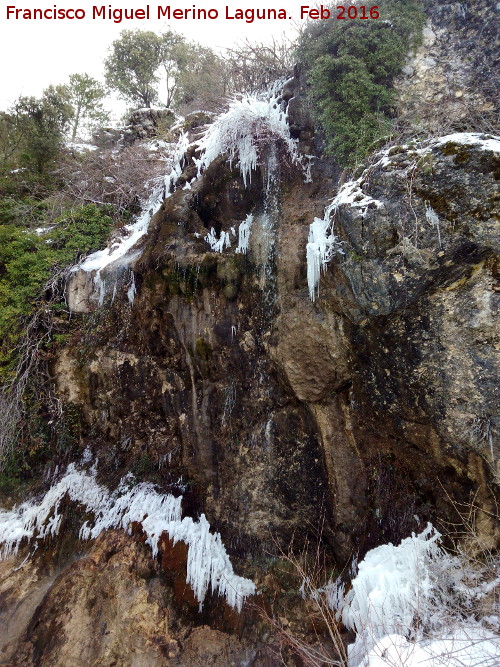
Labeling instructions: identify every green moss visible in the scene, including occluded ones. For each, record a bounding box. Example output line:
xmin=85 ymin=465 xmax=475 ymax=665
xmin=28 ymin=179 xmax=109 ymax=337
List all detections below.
xmin=417 ymin=153 xmax=435 ymax=174
xmin=194 ymin=337 xmax=212 ymax=361
xmin=223 ymin=284 xmax=238 ymax=300
xmin=440 ymin=142 xmax=461 ymax=156
xmin=388 ymin=145 xmax=406 ymax=157
xmin=160 ymin=256 xmax=218 ymax=297
xmin=216 ymin=254 xmax=244 ymax=300
xmin=182 ymin=111 xmax=212 ymax=131
xmin=132 ymin=454 xmax=158 ymax=480
xmin=347 ymin=248 xmax=364 ymax=263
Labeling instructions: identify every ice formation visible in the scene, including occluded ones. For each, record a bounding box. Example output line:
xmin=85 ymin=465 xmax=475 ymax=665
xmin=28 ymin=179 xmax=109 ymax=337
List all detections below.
xmin=362 ymin=629 xmax=500 ymax=667
xmin=236 ymin=214 xmax=253 ymax=254
xmin=338 ymin=524 xmax=441 ymax=647
xmin=333 ymin=524 xmax=500 ymax=666
xmin=0 ymin=464 xmax=255 ymax=612
xmin=306 ymin=203 xmax=344 ymax=301
xmin=204 ymin=228 xmax=232 ymax=253
xmin=71 ymin=131 xmax=189 ymax=305
xmin=127 ymin=271 xmax=136 ymax=304
xmin=425 ymin=201 xmax=442 ymax=247
xmin=306 ymin=157 xmax=385 ymax=301
xmin=307 ymin=132 xmax=500 ymax=302
xmin=194 ymin=88 xmax=300 ymax=187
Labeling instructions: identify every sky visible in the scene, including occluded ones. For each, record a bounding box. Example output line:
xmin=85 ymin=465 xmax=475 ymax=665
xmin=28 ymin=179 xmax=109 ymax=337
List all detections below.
xmin=0 ymin=0 xmax=305 ymax=113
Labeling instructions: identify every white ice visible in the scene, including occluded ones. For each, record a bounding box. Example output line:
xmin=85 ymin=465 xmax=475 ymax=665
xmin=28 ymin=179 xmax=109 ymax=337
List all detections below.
xmin=236 ymin=214 xmax=254 ymax=254
xmin=306 ymin=203 xmax=344 ymax=301
xmin=0 ymin=463 xmax=255 ymax=612
xmin=204 ymin=228 xmax=231 ymax=253
xmin=127 ymin=271 xmax=136 ymax=305
xmin=333 ymin=524 xmax=500 ymax=667
xmin=361 ymin=628 xmax=500 ymax=667
xmin=194 ymin=88 xmax=301 ymax=187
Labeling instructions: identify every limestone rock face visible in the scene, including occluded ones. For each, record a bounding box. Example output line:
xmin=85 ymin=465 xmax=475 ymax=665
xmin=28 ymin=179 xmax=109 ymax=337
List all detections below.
xmin=53 ymin=132 xmax=499 ymax=567
xmin=396 ymin=0 xmax=498 ymax=132
xmin=38 ymin=122 xmax=499 ymax=663
xmin=3 ymin=7 xmax=498 ymax=664
xmin=318 ymin=136 xmax=500 ymax=551
xmin=0 ymin=533 xmax=265 ymax=667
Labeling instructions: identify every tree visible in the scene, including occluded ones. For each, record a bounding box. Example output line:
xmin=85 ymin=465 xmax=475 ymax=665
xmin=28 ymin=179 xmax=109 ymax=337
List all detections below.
xmin=222 ymin=36 xmax=295 ymax=93
xmin=0 ymin=112 xmax=24 ymax=175
xmin=174 ymin=44 xmax=227 ymax=111
xmin=104 ymin=29 xmax=227 ymax=111
xmin=13 ymin=86 xmax=73 ymax=178
xmin=158 ymin=30 xmax=190 ymax=108
xmin=66 ymin=74 xmax=109 ymax=141
xmin=297 ymin=0 xmax=426 ymax=165
xmin=104 ymin=30 xmax=163 ymax=108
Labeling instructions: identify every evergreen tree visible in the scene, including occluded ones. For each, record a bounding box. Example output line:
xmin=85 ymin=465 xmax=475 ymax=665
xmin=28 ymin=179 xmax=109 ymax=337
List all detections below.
xmin=66 ymin=73 xmax=109 ymax=141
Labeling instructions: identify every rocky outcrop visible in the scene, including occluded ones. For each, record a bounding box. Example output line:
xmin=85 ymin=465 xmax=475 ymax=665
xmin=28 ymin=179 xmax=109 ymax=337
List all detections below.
xmin=93 ymin=108 xmax=176 ymax=149
xmin=0 ymin=533 xmax=271 ymax=667
xmin=1 ymin=7 xmax=498 ymax=663
xmin=397 ymin=0 xmax=499 ymax=133
xmin=53 ymin=131 xmax=500 ymax=564
xmin=124 ymin=108 xmax=176 ymax=142
xmin=307 ymin=135 xmax=500 ymax=552
xmin=12 ymin=125 xmax=495 ymax=663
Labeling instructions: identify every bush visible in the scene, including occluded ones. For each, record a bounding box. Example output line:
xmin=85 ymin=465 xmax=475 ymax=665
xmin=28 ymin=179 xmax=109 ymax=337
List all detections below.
xmin=0 ymin=203 xmax=114 ymax=379
xmin=298 ymin=0 xmax=425 ymax=165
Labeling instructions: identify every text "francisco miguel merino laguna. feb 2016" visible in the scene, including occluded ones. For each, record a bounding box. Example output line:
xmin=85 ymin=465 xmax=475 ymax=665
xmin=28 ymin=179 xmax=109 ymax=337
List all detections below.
xmin=5 ymin=4 xmax=382 ymax=23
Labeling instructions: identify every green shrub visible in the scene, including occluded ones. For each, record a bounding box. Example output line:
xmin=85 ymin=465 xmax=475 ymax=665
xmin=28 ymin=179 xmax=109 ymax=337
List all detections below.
xmin=0 ymin=203 xmax=114 ymax=379
xmin=298 ymin=0 xmax=425 ymax=165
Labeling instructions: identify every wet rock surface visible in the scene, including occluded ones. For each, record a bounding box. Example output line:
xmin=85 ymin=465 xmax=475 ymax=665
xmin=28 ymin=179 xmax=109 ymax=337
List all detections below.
xmin=1 ymin=8 xmax=499 ymax=664
xmin=0 ymin=532 xmax=273 ymax=667
xmin=4 ymin=129 xmax=497 ymax=665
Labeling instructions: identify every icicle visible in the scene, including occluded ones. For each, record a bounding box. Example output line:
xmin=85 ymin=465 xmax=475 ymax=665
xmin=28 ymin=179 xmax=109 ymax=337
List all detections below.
xmin=204 ymin=228 xmax=231 ymax=253
xmin=194 ymin=86 xmax=302 ymax=187
xmin=127 ymin=272 xmax=136 ymax=305
xmin=306 ymin=209 xmax=343 ymax=301
xmin=0 ymin=463 xmax=255 ymax=612
xmin=303 ymin=154 xmax=315 ymax=184
xmin=425 ymin=201 xmax=442 ymax=248
xmin=94 ymin=272 xmax=106 ymax=306
xmin=236 ymin=214 xmax=253 ymax=254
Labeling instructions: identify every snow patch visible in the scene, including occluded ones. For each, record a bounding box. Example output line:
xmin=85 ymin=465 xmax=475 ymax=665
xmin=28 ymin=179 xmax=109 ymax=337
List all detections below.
xmin=432 ymin=132 xmax=500 ymax=154
xmin=34 ymin=226 xmax=54 ymax=236
xmin=67 ymin=141 xmax=98 ymax=153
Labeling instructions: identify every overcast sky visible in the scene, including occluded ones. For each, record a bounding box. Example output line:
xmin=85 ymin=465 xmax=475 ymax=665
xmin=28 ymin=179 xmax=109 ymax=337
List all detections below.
xmin=0 ymin=1 xmax=304 ymax=113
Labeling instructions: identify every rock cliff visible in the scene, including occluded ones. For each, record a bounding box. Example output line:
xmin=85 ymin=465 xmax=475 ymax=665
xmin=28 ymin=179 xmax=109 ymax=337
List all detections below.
xmin=0 ymin=5 xmax=498 ymax=665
